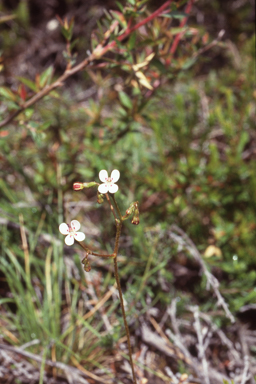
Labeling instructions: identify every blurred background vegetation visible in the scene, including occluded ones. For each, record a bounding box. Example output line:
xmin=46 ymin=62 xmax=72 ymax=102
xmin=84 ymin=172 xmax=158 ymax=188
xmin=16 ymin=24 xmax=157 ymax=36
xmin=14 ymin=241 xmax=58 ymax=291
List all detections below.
xmin=0 ymin=0 xmax=255 ymax=383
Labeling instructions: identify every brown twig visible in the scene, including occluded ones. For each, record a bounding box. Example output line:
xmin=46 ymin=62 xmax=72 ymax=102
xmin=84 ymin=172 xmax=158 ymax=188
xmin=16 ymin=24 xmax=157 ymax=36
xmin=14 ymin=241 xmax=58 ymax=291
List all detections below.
xmin=168 ymin=225 xmax=235 ymax=323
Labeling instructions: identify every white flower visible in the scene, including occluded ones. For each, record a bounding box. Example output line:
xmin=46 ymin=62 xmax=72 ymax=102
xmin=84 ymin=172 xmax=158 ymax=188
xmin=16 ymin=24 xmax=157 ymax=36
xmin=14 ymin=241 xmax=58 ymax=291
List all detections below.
xmin=98 ymin=169 xmax=120 ymax=194
xmin=59 ymin=220 xmax=85 ymax=246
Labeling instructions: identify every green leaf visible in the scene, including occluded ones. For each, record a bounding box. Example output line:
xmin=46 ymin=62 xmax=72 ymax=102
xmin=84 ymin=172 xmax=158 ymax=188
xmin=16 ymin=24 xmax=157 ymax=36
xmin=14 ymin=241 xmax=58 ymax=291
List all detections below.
xmin=128 ymin=32 xmax=136 ymax=50
xmin=116 ymin=1 xmax=124 ymax=11
xmin=24 ymin=108 xmax=34 ymax=118
xmin=16 ymin=0 xmax=29 ymax=27
xmin=151 ymin=59 xmax=167 ymax=74
xmin=39 ymin=66 xmax=54 ymax=88
xmin=18 ymin=77 xmax=37 ymax=92
xmin=61 ymin=27 xmax=70 ymax=40
xmin=110 ymin=11 xmax=127 ymax=28
xmin=119 ymin=91 xmax=133 ymax=109
xmin=182 ymin=57 xmax=197 ymax=69
xmin=0 ymin=298 xmax=15 ymax=305
xmin=0 ymin=86 xmax=17 ymax=101
xmin=162 ymin=11 xmax=188 ymax=19
xmin=237 ymin=131 xmax=249 ymax=156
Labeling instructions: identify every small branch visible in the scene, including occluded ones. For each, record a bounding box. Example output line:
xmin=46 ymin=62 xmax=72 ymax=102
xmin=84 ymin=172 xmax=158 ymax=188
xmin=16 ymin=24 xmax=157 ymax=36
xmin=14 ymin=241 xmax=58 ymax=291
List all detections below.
xmin=169 ymin=0 xmax=195 ymax=56
xmin=76 ymin=242 xmax=115 ymax=258
xmin=0 ymin=1 xmax=173 ymax=129
xmin=192 ymin=29 xmax=225 ymax=59
xmin=115 ymin=0 xmax=173 ymax=44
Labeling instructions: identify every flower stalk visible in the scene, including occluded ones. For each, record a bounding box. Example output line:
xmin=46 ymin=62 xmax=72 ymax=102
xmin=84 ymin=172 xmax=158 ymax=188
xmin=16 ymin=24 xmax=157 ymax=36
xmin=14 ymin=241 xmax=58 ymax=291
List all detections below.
xmin=60 ymin=170 xmax=139 ymax=384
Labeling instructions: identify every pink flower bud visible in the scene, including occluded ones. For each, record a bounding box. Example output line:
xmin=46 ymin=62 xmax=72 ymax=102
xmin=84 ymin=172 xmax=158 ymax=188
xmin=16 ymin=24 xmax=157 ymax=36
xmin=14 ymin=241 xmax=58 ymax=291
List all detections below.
xmin=73 ymin=182 xmax=84 ymax=191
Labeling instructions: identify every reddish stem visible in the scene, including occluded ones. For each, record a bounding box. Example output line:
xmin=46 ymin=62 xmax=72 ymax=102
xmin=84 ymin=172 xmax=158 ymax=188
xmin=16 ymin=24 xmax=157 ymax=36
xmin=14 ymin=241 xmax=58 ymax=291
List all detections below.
xmin=117 ymin=1 xmax=173 ymax=42
xmin=169 ymin=0 xmax=195 ymax=56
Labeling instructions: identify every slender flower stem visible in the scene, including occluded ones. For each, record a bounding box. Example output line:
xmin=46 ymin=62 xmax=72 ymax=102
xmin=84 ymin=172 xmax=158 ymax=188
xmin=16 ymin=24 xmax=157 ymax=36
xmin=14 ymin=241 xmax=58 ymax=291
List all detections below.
xmin=75 ymin=191 xmax=138 ymax=382
xmin=111 ymin=196 xmax=138 ymax=383
xmin=114 ymin=257 xmax=137 ymax=384
xmin=105 ymin=193 xmax=118 ymax=220
xmin=111 ymin=194 xmax=123 ymax=220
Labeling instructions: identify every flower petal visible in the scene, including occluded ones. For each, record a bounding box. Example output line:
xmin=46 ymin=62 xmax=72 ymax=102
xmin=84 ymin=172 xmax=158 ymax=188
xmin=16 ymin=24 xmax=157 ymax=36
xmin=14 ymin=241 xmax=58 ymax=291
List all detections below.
xmin=59 ymin=223 xmax=69 ymax=235
xmin=108 ymin=184 xmax=118 ymax=194
xmin=65 ymin=234 xmax=74 ymax=246
xmin=74 ymin=232 xmax=86 ymax=242
xmin=99 ymin=170 xmax=108 ymax=182
xmin=71 ymin=220 xmax=80 ymax=231
xmin=111 ymin=169 xmax=120 ymax=183
xmin=98 ymin=183 xmax=109 ymax=194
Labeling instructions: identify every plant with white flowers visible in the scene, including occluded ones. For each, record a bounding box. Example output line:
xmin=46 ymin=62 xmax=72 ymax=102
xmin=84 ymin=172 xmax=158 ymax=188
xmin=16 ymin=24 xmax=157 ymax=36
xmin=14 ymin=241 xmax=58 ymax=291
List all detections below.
xmin=59 ymin=169 xmax=139 ymax=384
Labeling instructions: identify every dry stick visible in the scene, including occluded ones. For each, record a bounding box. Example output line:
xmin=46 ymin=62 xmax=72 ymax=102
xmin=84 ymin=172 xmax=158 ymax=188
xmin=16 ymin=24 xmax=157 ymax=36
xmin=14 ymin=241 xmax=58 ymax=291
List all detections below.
xmin=198 ymin=311 xmax=240 ymax=363
xmin=240 ymin=355 xmax=250 ymax=384
xmin=166 ymin=300 xmax=231 ymax=383
xmin=190 ymin=306 xmax=210 ymax=384
xmin=0 ymin=343 xmax=113 ymax=384
xmin=169 ymin=225 xmax=235 ymax=323
xmin=239 ymin=325 xmax=254 ymax=384
xmin=0 ymin=0 xmax=173 ymax=130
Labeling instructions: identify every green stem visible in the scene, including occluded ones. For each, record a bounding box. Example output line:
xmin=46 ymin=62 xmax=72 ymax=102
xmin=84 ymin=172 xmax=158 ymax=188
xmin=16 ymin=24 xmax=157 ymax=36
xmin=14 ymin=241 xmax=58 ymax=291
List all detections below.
xmin=105 ymin=193 xmax=118 ymax=220
xmin=111 ymin=194 xmax=123 ymax=220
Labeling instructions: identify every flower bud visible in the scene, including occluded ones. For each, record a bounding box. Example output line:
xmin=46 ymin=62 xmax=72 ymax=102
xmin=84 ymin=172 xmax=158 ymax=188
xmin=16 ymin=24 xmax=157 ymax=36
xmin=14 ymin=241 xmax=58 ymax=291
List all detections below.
xmin=97 ymin=192 xmax=104 ymax=204
xmin=82 ymin=254 xmax=91 ymax=272
xmin=126 ymin=207 xmax=134 ymax=215
xmin=126 ymin=203 xmax=135 ymax=216
xmin=131 ymin=217 xmax=139 ymax=225
xmin=131 ymin=204 xmax=139 ymax=225
xmin=73 ymin=182 xmax=84 ymax=191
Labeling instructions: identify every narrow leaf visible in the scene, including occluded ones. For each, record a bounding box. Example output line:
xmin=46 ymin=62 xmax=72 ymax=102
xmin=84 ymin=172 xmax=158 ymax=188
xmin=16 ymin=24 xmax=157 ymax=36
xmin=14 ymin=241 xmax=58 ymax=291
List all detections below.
xmin=18 ymin=77 xmax=37 ymax=92
xmin=119 ymin=91 xmax=133 ymax=109
xmin=39 ymin=66 xmax=54 ymax=88
xmin=0 ymin=86 xmax=17 ymax=101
